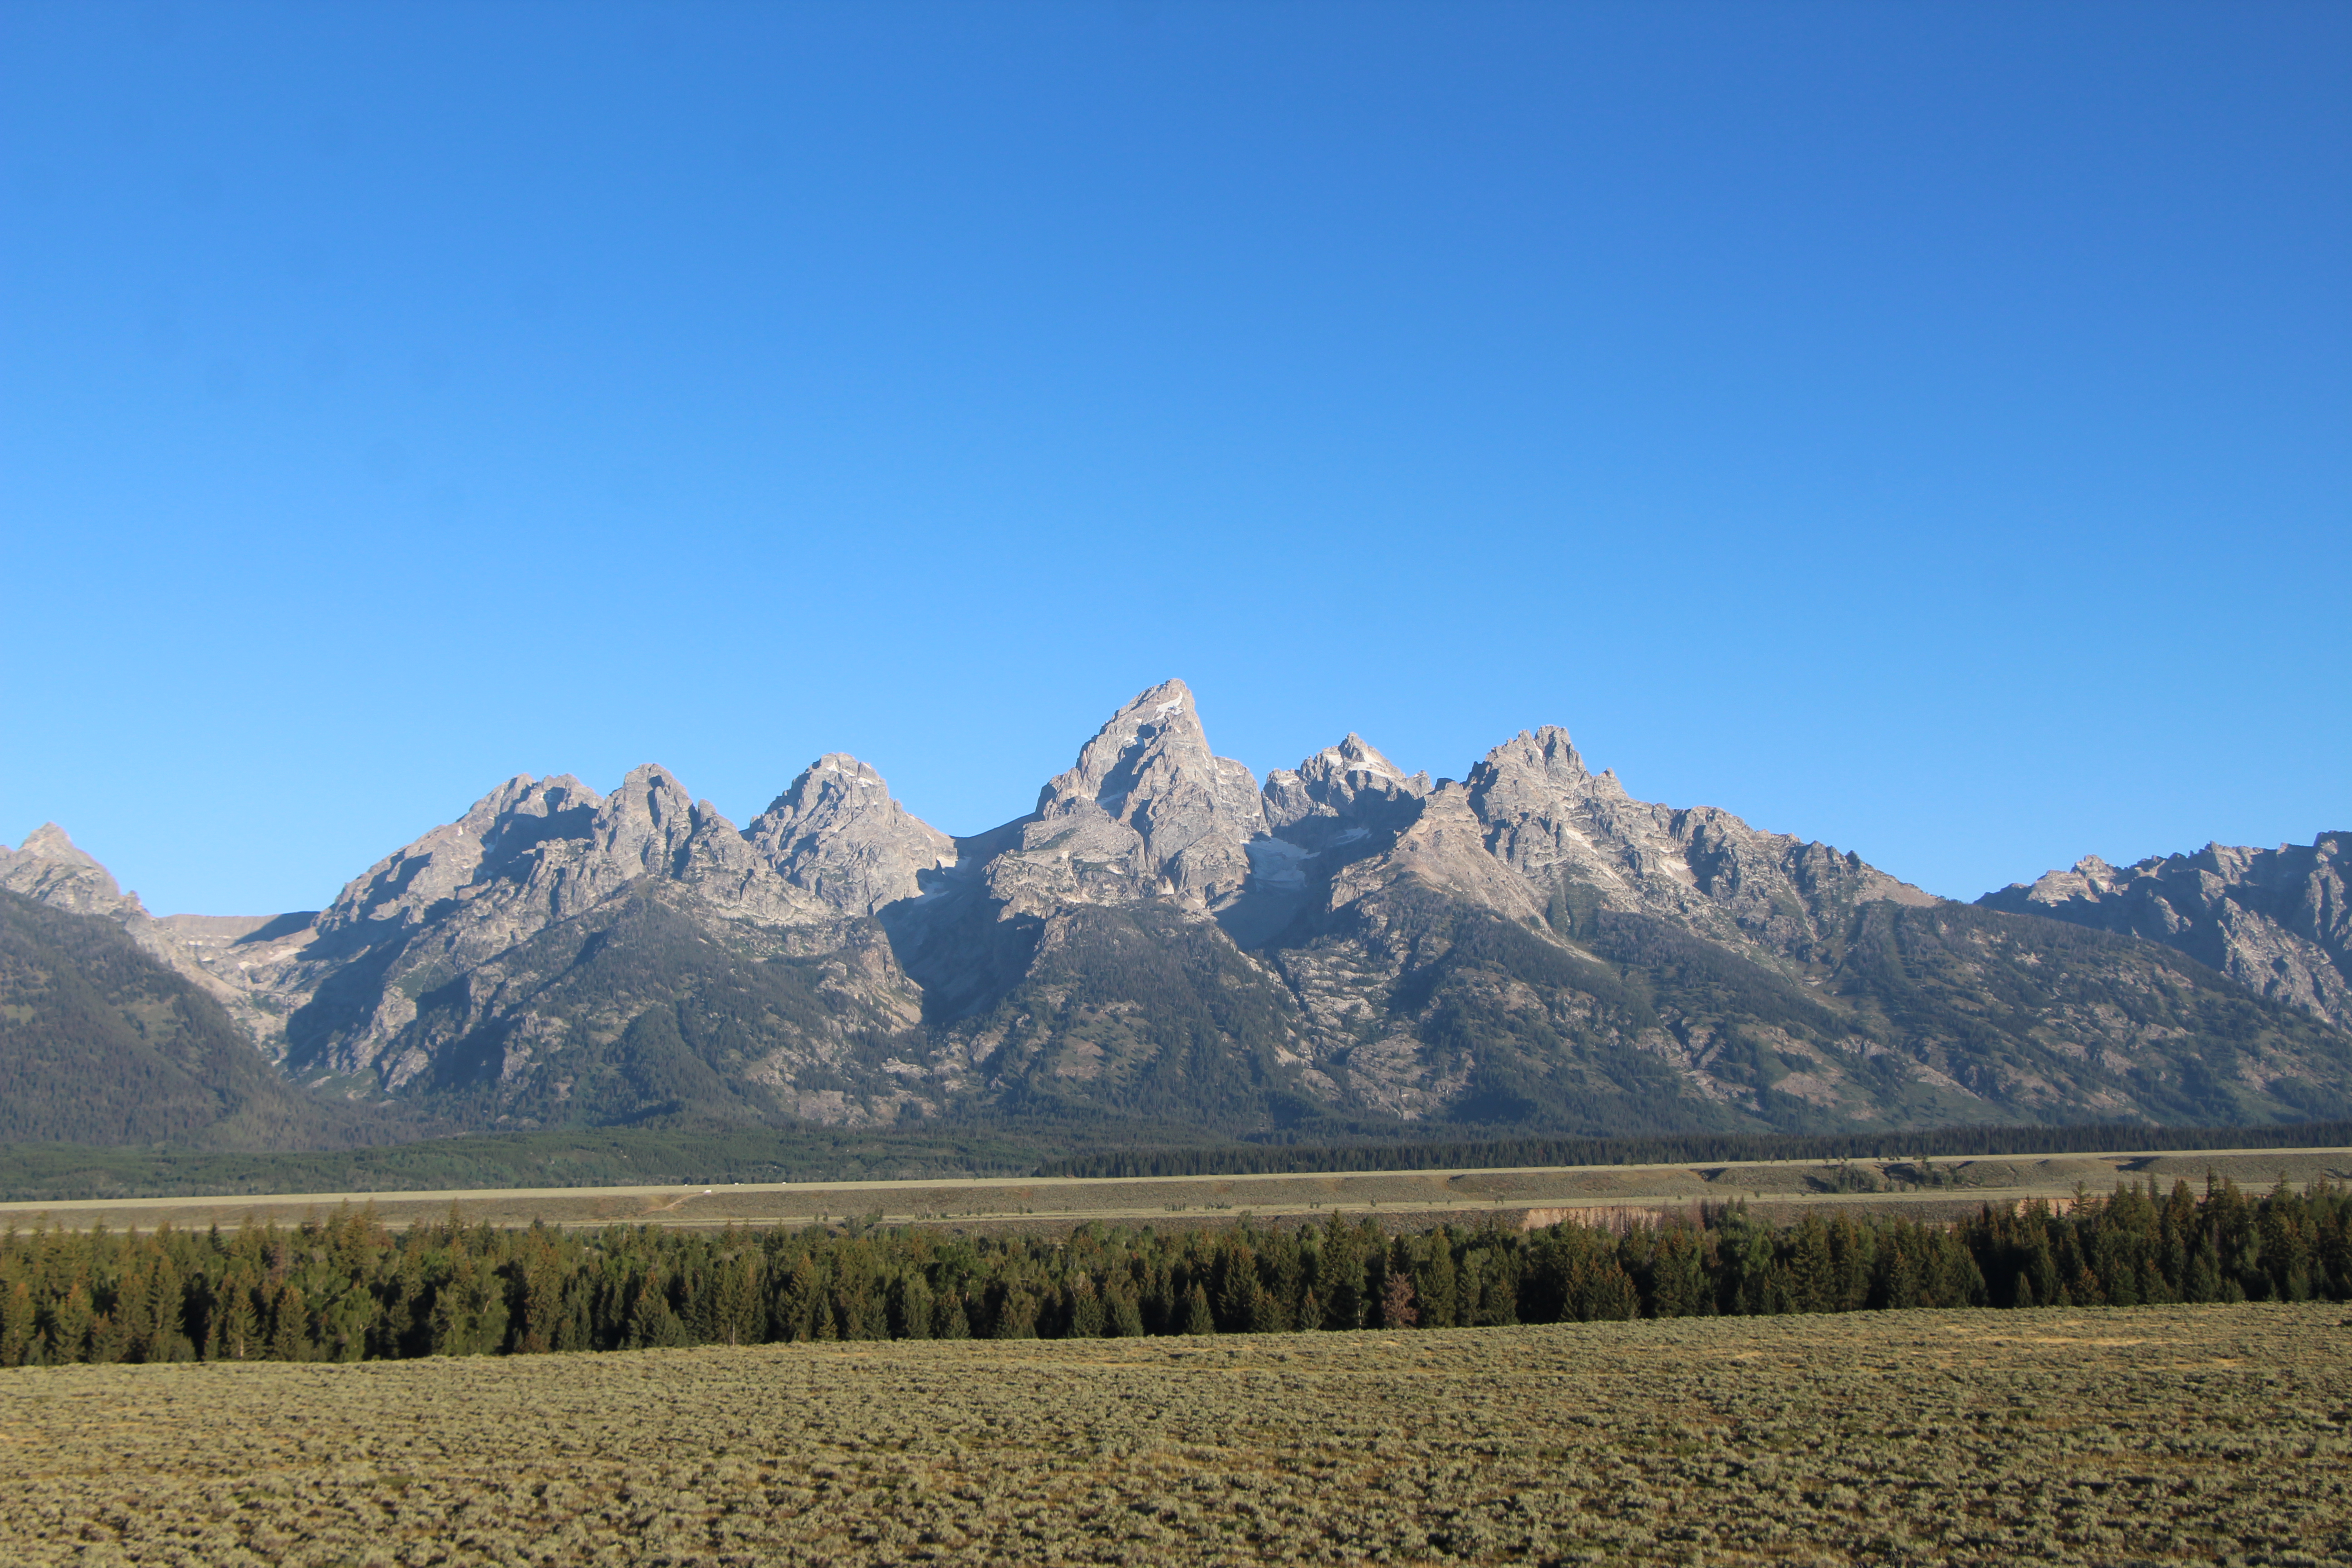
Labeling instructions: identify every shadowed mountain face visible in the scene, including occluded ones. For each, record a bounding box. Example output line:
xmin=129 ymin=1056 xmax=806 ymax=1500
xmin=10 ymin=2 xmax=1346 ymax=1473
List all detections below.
xmin=9 ymin=682 xmax=2352 ymax=1146
xmin=0 ymin=891 xmax=399 ymax=1149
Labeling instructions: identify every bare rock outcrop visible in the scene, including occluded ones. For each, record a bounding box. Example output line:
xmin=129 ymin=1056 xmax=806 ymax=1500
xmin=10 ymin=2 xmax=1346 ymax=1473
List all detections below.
xmin=311 ymin=766 xmax=818 ymax=956
xmin=982 ymin=679 xmax=1266 ymax=916
xmin=746 ymin=755 xmax=953 ymax=915
xmin=268 ymin=765 xmax=837 ymax=1083
xmin=1462 ymin=726 xmax=1935 ymax=962
xmin=1262 ymin=734 xmax=1431 ymax=840
xmin=14 ymin=682 xmax=2347 ymax=1141
xmin=1981 ymin=833 xmax=2352 ymax=1030
xmin=0 ymin=823 xmax=144 ymax=919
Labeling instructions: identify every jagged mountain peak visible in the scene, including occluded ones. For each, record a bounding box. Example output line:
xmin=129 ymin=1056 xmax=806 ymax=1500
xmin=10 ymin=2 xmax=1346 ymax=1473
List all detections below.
xmin=794 ymin=752 xmax=892 ymax=793
xmin=1310 ymin=732 xmax=1428 ymax=790
xmin=1327 ymin=732 xmax=1398 ymax=775
xmin=0 ymin=822 xmax=141 ymax=917
xmin=984 ymin=679 xmax=1262 ymax=913
xmin=1994 ymin=853 xmax=2127 ymax=906
xmin=16 ymin=685 xmax=2349 ymax=1144
xmin=593 ymin=763 xmax=702 ymax=864
xmin=1472 ymin=725 xmax=1591 ymax=788
xmin=1263 ymin=732 xmax=1431 ymax=837
xmin=313 ymin=762 xmax=805 ymax=947
xmin=1980 ymin=830 xmax=2352 ymax=1030
xmin=747 ymin=753 xmax=952 ymax=916
xmin=14 ymin=822 xmax=103 ymax=869
xmin=1037 ymin=679 xmax=1222 ymax=818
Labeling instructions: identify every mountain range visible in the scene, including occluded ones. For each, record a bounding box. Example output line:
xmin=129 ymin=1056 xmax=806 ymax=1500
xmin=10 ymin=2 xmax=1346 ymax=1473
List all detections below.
xmin=5 ymin=679 xmax=2348 ymax=1148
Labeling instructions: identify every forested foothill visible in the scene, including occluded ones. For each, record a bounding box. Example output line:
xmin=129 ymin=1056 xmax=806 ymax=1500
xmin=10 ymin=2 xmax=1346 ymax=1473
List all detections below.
xmin=3 ymin=1174 xmax=2344 ymax=1367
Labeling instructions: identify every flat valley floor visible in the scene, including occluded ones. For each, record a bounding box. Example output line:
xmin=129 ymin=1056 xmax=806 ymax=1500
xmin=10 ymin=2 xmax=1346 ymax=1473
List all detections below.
xmin=2 ymin=1303 xmax=2345 ymax=1567
xmin=9 ymin=1147 xmax=2347 ymax=1236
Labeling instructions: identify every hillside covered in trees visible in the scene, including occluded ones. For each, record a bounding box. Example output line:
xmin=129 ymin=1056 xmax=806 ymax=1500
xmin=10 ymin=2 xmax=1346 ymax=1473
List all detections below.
xmin=0 ymin=892 xmax=403 ymax=1151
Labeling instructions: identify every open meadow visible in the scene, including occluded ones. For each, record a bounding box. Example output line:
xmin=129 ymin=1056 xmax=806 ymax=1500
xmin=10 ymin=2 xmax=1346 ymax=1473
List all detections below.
xmin=2 ymin=1302 xmax=2346 ymax=1567
xmin=5 ymin=1146 xmax=2345 ymax=1236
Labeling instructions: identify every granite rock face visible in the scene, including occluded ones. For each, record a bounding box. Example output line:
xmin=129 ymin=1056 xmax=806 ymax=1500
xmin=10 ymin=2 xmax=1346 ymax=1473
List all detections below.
xmin=248 ymin=766 xmax=840 ymax=1088
xmin=747 ymin=755 xmax=954 ymax=916
xmin=981 ymin=679 xmax=1267 ymax=917
xmin=1980 ymin=833 xmax=2352 ymax=1031
xmin=11 ymin=682 xmax=2351 ymax=1142
xmin=0 ymin=822 xmax=143 ymax=918
xmin=1461 ymin=726 xmax=1938 ymax=963
xmin=0 ymin=824 xmax=306 ymax=1049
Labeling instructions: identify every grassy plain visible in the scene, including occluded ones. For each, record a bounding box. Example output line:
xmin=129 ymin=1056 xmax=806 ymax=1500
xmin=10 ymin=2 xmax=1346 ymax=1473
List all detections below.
xmin=2 ymin=1302 xmax=2345 ymax=1566
xmin=2 ymin=1146 xmax=2344 ymax=1235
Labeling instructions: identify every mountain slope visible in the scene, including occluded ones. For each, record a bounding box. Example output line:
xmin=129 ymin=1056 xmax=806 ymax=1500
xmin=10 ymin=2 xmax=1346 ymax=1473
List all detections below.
xmin=1980 ymin=833 xmax=2352 ymax=1031
xmin=9 ymin=684 xmax=2351 ymax=1145
xmin=0 ymin=892 xmax=392 ymax=1148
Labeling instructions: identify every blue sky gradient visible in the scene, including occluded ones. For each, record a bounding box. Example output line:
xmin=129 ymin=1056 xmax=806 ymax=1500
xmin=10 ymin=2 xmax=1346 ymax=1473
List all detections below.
xmin=3 ymin=2 xmax=2345 ymax=915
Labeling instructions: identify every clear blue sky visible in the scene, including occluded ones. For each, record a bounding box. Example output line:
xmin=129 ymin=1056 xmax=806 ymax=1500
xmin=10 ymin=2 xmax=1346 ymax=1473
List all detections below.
xmin=3 ymin=2 xmax=2345 ymax=916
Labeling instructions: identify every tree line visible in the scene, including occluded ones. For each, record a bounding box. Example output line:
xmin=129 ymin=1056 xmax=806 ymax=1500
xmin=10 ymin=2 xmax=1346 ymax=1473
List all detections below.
xmin=1 ymin=1176 xmax=2344 ymax=1367
xmin=1037 ymin=1121 xmax=2352 ymax=1179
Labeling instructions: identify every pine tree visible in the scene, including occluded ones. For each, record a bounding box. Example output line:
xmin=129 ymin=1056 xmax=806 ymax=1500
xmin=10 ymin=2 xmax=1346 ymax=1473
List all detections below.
xmin=713 ymin=1253 xmax=761 ymax=1347
xmin=1067 ymin=1274 xmax=1106 ymax=1338
xmin=1416 ymin=1234 xmax=1459 ymax=1328
xmin=892 ymin=1272 xmax=935 ymax=1341
xmin=268 ymin=1284 xmax=308 ymax=1362
xmin=47 ymin=1282 xmax=94 ymax=1364
xmin=217 ymin=1279 xmax=258 ymax=1361
xmin=776 ymin=1257 xmax=823 ymax=1343
xmin=88 ymin=1311 xmax=129 ymax=1365
xmin=0 ymin=1278 xmax=35 ymax=1367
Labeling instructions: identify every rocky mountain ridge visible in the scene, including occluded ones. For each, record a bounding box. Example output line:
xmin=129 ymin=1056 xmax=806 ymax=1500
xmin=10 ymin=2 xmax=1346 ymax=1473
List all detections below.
xmin=1980 ymin=833 xmax=2352 ymax=1032
xmin=9 ymin=679 xmax=2349 ymax=1143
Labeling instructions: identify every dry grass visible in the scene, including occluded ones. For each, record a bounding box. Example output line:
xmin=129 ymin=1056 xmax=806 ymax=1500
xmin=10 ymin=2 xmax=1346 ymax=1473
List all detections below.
xmin=7 ymin=1146 xmax=2346 ymax=1235
xmin=2 ymin=1302 xmax=2347 ymax=1565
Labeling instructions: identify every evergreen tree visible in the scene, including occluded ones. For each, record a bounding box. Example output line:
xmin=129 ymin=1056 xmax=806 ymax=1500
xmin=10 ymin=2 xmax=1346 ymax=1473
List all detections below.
xmin=1067 ymin=1274 xmax=1106 ymax=1338
xmin=0 ymin=1277 xmax=35 ymax=1367
xmin=891 ymin=1271 xmax=934 ymax=1340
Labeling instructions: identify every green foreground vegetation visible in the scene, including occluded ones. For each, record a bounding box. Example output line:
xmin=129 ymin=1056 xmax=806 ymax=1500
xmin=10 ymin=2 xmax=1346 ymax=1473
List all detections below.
xmin=3 ymin=1304 xmax=2343 ymax=1565
xmin=3 ymin=1172 xmax=2344 ymax=1367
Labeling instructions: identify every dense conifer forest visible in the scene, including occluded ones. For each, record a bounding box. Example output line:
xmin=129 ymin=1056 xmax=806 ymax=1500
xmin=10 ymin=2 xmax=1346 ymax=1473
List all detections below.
xmin=3 ymin=1177 xmax=2344 ymax=1367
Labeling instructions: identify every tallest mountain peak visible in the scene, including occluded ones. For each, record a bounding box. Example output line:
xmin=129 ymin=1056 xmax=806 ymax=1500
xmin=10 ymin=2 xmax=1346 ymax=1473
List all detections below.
xmin=992 ymin=678 xmax=1261 ymax=911
xmin=1105 ymin=678 xmax=1198 ymax=735
xmin=1043 ymin=679 xmax=1214 ymax=817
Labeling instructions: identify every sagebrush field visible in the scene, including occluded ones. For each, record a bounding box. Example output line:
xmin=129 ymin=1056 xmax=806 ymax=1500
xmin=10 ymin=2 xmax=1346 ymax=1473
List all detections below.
xmin=2 ymin=1302 xmax=2345 ymax=1566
